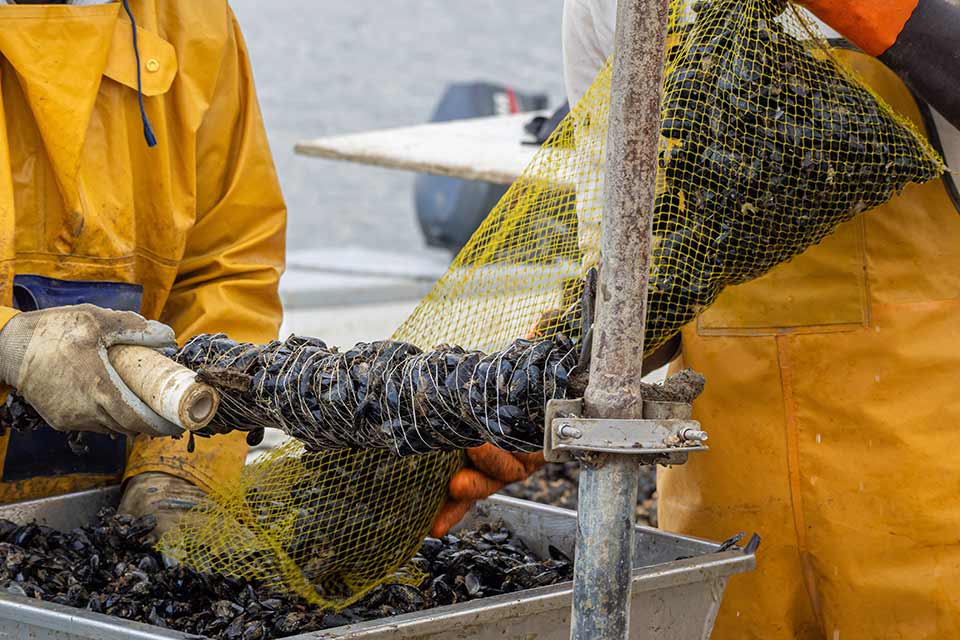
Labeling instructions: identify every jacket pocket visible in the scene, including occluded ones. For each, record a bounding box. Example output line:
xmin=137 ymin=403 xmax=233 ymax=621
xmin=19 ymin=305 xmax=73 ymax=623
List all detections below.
xmin=696 ymin=216 xmax=869 ymax=336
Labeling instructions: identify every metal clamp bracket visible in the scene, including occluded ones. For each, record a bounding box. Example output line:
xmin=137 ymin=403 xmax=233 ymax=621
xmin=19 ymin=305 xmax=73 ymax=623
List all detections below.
xmin=544 ymin=398 xmax=708 ymax=465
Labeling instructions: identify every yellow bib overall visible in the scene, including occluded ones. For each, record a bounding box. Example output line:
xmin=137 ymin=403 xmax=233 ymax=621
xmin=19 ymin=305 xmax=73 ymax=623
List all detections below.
xmin=659 ymin=49 xmax=960 ymax=640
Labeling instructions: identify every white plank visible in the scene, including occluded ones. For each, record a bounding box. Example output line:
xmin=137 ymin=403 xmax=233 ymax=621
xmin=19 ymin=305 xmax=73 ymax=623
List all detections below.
xmin=294 ymin=113 xmax=546 ymax=185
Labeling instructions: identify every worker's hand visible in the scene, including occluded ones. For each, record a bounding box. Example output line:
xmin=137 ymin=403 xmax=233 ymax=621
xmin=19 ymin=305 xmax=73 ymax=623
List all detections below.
xmin=118 ymin=471 xmax=206 ymax=544
xmin=791 ymin=0 xmax=960 ymax=130
xmin=526 ymin=308 xmax=565 ymax=340
xmin=0 ymin=304 xmax=180 ymax=437
xmin=431 ymin=444 xmax=545 ymax=537
xmin=791 ymin=0 xmax=915 ymax=56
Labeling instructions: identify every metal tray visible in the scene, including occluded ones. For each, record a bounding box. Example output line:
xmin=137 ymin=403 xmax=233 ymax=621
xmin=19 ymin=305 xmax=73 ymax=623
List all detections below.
xmin=0 ymin=487 xmax=754 ymax=640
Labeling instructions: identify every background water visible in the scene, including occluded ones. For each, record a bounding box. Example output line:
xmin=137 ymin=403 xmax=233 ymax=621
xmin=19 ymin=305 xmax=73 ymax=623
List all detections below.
xmin=231 ymin=0 xmax=567 ymax=256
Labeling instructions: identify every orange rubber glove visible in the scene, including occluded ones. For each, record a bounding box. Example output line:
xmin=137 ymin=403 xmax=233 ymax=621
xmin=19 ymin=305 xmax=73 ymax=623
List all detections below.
xmin=431 ymin=444 xmax=545 ymax=537
xmin=796 ymin=0 xmax=960 ymax=129
xmin=798 ymin=0 xmax=919 ymax=56
xmin=525 ymin=309 xmax=563 ymax=341
xmin=429 ymin=309 xmax=559 ymax=536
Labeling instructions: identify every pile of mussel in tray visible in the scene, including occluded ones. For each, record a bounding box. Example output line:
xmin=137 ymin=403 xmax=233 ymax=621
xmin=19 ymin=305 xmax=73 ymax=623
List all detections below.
xmin=0 ymin=509 xmax=571 ymax=639
xmin=502 ymin=462 xmax=659 ymax=527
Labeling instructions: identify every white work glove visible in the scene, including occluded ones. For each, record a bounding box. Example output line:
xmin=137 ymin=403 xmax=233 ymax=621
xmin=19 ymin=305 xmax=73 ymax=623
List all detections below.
xmin=0 ymin=304 xmax=181 ymax=437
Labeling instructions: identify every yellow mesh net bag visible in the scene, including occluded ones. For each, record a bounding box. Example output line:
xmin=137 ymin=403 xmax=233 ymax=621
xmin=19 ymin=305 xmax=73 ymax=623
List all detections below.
xmin=159 ymin=0 xmax=942 ymax=609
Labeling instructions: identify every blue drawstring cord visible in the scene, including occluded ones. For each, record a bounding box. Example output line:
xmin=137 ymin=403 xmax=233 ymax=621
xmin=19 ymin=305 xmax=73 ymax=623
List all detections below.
xmin=121 ymin=0 xmax=157 ymax=147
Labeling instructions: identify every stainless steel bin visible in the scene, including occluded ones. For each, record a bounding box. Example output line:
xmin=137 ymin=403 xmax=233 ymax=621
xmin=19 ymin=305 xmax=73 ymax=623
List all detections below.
xmin=0 ymin=487 xmax=754 ymax=640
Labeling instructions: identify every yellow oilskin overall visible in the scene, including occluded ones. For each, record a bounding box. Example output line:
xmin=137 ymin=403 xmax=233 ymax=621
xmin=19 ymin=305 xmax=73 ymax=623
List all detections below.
xmin=658 ymin=49 xmax=960 ymax=639
xmin=0 ymin=2 xmax=284 ymax=502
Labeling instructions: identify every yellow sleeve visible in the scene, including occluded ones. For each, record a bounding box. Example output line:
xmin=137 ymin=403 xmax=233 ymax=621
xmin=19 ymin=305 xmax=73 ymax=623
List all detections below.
xmin=0 ymin=306 xmax=19 ymax=398
xmin=126 ymin=8 xmax=286 ymax=492
xmin=0 ymin=307 xmax=18 ymax=330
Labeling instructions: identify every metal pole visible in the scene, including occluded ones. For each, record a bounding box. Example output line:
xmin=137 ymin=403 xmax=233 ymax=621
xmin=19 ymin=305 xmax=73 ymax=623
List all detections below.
xmin=570 ymin=0 xmax=670 ymax=637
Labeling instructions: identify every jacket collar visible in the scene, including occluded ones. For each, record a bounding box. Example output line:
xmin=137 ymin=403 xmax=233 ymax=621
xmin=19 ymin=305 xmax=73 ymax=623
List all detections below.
xmin=0 ymin=3 xmax=176 ymax=210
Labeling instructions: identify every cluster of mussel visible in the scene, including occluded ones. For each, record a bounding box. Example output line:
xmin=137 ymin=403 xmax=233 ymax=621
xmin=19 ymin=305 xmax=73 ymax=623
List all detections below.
xmin=644 ymin=0 xmax=942 ymax=352
xmin=0 ymin=509 xmax=570 ymax=639
xmin=414 ymin=523 xmax=572 ymax=604
xmin=0 ymin=331 xmax=579 ymax=458
xmin=0 ymin=396 xmax=91 ymax=455
xmin=174 ymin=332 xmax=579 ymax=455
xmin=0 ymin=509 xmax=331 ymax=638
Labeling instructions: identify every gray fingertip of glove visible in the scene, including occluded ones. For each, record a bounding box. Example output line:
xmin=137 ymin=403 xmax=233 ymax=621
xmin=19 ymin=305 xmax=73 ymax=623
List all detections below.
xmin=103 ymin=315 xmax=177 ymax=351
xmin=144 ymin=320 xmax=177 ymax=349
xmin=113 ymin=318 xmax=176 ymax=350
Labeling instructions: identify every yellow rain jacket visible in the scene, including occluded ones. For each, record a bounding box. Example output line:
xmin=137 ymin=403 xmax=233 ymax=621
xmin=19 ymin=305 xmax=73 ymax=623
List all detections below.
xmin=0 ymin=1 xmax=284 ymax=502
xmin=658 ymin=49 xmax=960 ymax=640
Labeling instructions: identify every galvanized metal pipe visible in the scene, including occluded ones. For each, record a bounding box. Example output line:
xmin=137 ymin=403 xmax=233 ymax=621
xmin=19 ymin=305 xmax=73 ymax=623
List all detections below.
xmin=570 ymin=0 xmax=671 ymax=637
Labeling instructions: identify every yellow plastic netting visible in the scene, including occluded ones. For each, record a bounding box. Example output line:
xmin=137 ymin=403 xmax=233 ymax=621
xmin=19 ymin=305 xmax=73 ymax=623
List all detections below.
xmin=160 ymin=0 xmax=942 ymax=609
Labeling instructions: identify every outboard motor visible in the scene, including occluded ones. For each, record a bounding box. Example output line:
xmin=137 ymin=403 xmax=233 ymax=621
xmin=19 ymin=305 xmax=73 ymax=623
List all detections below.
xmin=414 ymin=83 xmax=548 ymax=254
xmin=523 ymin=102 xmax=570 ymax=146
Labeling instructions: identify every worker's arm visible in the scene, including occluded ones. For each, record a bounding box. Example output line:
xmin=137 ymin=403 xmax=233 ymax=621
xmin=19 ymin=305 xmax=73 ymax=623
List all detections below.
xmin=0 ymin=307 xmax=23 ymax=397
xmin=123 ymin=6 xmax=286 ymax=504
xmin=157 ymin=8 xmax=285 ymax=348
xmin=801 ymin=0 xmax=960 ymax=129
